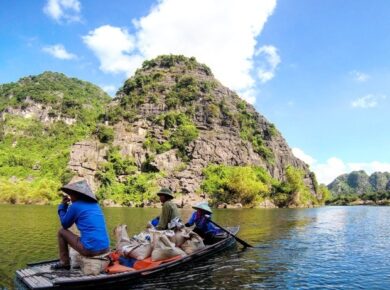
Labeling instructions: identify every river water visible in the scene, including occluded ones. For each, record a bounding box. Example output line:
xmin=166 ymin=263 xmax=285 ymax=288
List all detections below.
xmin=1 ymin=205 xmax=390 ymax=289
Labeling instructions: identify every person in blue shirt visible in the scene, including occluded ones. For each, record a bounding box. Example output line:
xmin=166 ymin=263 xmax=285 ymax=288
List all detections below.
xmin=51 ymin=180 xmax=110 ymax=270
xmin=185 ymin=202 xmax=223 ymax=244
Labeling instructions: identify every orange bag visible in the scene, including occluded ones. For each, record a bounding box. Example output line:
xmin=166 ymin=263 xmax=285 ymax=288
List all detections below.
xmin=133 ymin=255 xmax=182 ymax=270
xmin=106 ymin=261 xmax=135 ymax=274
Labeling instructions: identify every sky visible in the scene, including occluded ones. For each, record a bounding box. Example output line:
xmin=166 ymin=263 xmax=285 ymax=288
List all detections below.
xmin=1 ymin=0 xmax=390 ymax=184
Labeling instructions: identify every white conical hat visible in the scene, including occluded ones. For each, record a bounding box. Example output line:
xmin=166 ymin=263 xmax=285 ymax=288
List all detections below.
xmin=192 ymin=202 xmax=212 ymax=214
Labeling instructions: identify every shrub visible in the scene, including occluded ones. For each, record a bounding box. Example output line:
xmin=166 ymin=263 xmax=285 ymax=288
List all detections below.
xmin=169 ymin=124 xmax=198 ymax=152
xmin=201 ymin=165 xmax=273 ymax=206
xmin=318 ymin=184 xmax=332 ymax=204
xmin=0 ymin=177 xmax=61 ymax=204
xmin=95 ymin=124 xmax=114 ymax=143
xmin=143 ymin=136 xmax=173 ymax=154
xmin=284 ymin=165 xmax=316 ymax=206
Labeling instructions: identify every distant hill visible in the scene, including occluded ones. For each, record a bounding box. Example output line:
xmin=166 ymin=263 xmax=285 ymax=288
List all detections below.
xmin=0 ymin=56 xmax=327 ymax=208
xmin=328 ymin=170 xmax=390 ymax=195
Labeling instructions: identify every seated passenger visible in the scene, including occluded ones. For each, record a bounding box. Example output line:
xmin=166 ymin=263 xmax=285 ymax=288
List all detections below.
xmin=51 ymin=180 xmax=110 ymax=270
xmin=185 ymin=202 xmax=223 ymax=244
xmin=147 ymin=216 xmax=160 ymax=229
xmin=155 ymin=188 xmax=181 ymax=230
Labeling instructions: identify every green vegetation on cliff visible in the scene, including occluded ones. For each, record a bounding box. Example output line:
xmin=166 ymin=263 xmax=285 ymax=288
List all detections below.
xmin=0 ymin=56 xmax=319 ymax=207
xmin=143 ymin=111 xmax=199 ymax=157
xmin=235 ymin=101 xmax=275 ymax=162
xmin=0 ymin=72 xmax=110 ymax=204
xmin=0 ymin=71 xmax=110 ymax=121
xmin=95 ymin=147 xmax=160 ymax=206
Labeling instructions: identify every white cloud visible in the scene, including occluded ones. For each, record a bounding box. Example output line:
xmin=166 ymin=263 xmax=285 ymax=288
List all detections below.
xmin=351 ymin=94 xmax=386 ymax=108
xmin=239 ymin=88 xmax=256 ymax=105
xmin=350 ymin=70 xmax=370 ymax=82
xmin=43 ymin=0 xmax=81 ymax=23
xmin=101 ymin=85 xmax=117 ymax=96
xmin=42 ymin=44 xmax=76 ymax=60
xmin=256 ymin=45 xmax=281 ymax=83
xmin=83 ymin=0 xmax=277 ymax=102
xmin=348 ymin=161 xmax=390 ymax=173
xmin=292 ymin=147 xmax=316 ymax=165
xmin=313 ymin=157 xmax=347 ymax=185
xmin=292 ymin=148 xmax=390 ymax=185
xmin=82 ymin=25 xmax=143 ymax=76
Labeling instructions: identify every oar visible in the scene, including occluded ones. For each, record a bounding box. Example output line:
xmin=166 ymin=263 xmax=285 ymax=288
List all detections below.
xmin=208 ymin=219 xmax=254 ymax=248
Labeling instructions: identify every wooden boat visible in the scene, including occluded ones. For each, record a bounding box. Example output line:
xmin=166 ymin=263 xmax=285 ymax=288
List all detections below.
xmin=16 ymin=227 xmax=239 ymax=289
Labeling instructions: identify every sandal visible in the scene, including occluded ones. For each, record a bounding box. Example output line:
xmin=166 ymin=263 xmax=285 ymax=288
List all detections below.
xmin=50 ymin=262 xmax=71 ymax=270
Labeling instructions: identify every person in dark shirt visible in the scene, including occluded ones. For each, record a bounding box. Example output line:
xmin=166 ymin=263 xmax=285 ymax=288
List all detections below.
xmin=51 ymin=180 xmax=110 ymax=270
xmin=185 ymin=202 xmax=223 ymax=244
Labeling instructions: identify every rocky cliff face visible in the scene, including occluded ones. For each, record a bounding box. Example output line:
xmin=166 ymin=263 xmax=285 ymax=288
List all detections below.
xmin=328 ymin=170 xmax=390 ymax=195
xmin=68 ymin=55 xmax=319 ymax=204
xmin=0 ymin=57 xmax=319 ymax=207
xmin=0 ymin=99 xmax=76 ymax=125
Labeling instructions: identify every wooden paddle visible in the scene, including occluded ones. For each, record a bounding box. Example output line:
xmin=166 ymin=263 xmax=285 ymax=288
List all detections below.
xmin=208 ymin=219 xmax=254 ymax=248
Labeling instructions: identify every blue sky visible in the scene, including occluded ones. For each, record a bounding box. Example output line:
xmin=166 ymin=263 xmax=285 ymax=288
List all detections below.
xmin=1 ymin=0 xmax=390 ymax=184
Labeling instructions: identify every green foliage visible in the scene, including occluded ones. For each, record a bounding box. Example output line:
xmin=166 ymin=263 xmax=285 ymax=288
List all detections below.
xmin=0 ymin=177 xmax=61 ymax=204
xmin=328 ymin=190 xmax=390 ymax=205
xmin=141 ymin=55 xmax=200 ymax=70
xmin=0 ymin=72 xmax=110 ymax=204
xmin=144 ymin=112 xmax=198 ymax=155
xmin=201 ymin=164 xmax=321 ymax=208
xmin=60 ymin=168 xmax=75 ymax=185
xmin=143 ymin=137 xmax=172 ymax=154
xmin=107 ymin=147 xmax=137 ymax=175
xmin=121 ymin=173 xmax=159 ymax=205
xmin=284 ymin=165 xmax=316 ymax=206
xmin=105 ymin=106 xmax=137 ymax=123
xmin=361 ymin=191 xmax=390 ymax=202
xmin=154 ymin=112 xmax=190 ymax=129
xmin=201 ymin=165 xmax=274 ymax=206
xmin=109 ymin=55 xmax=217 ymax=122
xmin=236 ymin=103 xmax=274 ymax=162
xmin=0 ymin=116 xmax=90 ymax=182
xmin=236 ymin=100 xmax=247 ymax=111
xmin=327 ymin=171 xmax=385 ymax=197
xmin=0 ymin=71 xmax=110 ymax=121
xmin=95 ymin=147 xmax=159 ymax=206
xmin=328 ymin=194 xmax=360 ymax=205
xmin=206 ymin=103 xmax=220 ymax=119
xmin=95 ymin=124 xmax=114 ymax=144
xmin=169 ymin=124 xmax=198 ymax=152
xmin=318 ymin=184 xmax=332 ymax=204
xmin=267 ymin=123 xmax=278 ymax=137
xmin=95 ymin=147 xmax=137 ymax=185
xmin=165 ymin=75 xmax=201 ymax=108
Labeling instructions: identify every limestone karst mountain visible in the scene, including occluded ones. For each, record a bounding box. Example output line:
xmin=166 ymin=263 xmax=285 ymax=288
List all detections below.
xmin=328 ymin=170 xmax=390 ymax=195
xmin=0 ymin=56 xmax=322 ymax=207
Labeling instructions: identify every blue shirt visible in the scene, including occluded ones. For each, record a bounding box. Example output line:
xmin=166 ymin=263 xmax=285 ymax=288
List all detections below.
xmin=58 ymin=200 xmax=110 ymax=251
xmin=187 ymin=211 xmax=221 ymax=235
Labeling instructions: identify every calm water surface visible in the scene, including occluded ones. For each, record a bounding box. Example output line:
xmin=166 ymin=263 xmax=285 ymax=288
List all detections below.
xmin=1 ymin=205 xmax=390 ymax=289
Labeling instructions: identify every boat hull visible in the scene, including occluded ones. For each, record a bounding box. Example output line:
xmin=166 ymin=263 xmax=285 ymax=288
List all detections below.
xmin=16 ymin=227 xmax=239 ymax=289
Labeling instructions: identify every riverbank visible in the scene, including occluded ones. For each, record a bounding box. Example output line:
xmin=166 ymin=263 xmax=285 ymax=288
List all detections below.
xmin=0 ymin=197 xmax=304 ymax=209
xmin=328 ymin=199 xmax=390 ymax=206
